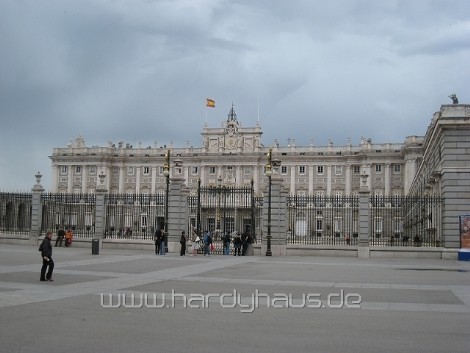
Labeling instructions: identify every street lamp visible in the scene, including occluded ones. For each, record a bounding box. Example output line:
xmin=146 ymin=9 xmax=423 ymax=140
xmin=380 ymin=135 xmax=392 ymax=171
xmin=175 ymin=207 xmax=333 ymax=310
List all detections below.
xmin=265 ymin=148 xmax=280 ymax=257
xmin=216 ymin=175 xmax=222 ymax=233
xmin=163 ymin=150 xmax=170 ymax=253
xmin=265 ymin=150 xmax=273 ymax=256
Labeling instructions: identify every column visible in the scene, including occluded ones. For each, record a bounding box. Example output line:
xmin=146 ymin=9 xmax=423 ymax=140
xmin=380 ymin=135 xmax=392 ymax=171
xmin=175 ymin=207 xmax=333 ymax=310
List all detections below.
xmin=119 ymin=166 xmax=125 ymax=194
xmin=151 ymin=167 xmax=157 ymax=194
xmin=308 ymin=165 xmax=314 ymax=196
xmin=67 ymin=165 xmax=73 ymax=193
xmin=326 ymin=165 xmax=332 ymax=196
xmin=384 ymin=163 xmax=391 ymax=196
xmin=51 ymin=165 xmax=58 ymax=192
xmin=236 ymin=165 xmax=242 ymax=187
xmin=135 ymin=167 xmax=141 ymax=193
xmin=290 ymin=165 xmax=296 ymax=195
xmin=81 ymin=165 xmax=88 ymax=194
xmin=345 ymin=164 xmax=351 ymax=196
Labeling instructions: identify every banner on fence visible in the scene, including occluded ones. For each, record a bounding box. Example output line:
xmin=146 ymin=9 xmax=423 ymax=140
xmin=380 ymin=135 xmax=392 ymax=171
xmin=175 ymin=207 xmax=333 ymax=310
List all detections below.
xmin=459 ymin=215 xmax=470 ymax=249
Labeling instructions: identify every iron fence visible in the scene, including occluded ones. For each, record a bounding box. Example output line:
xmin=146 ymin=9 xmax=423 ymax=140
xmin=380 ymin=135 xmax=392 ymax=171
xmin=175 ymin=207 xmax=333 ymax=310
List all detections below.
xmin=187 ymin=183 xmax=261 ymax=255
xmin=0 ymin=192 xmax=32 ymax=236
xmin=40 ymin=193 xmax=96 ymax=237
xmin=287 ymin=195 xmax=359 ymax=246
xmin=369 ymin=196 xmax=443 ymax=247
xmin=104 ymin=193 xmax=166 ymax=240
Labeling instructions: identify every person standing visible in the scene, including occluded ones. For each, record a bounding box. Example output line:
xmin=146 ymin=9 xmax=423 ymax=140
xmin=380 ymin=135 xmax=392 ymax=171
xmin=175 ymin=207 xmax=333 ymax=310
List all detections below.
xmin=160 ymin=231 xmax=166 ymax=255
xmin=55 ymin=226 xmax=65 ymax=247
xmin=180 ymin=231 xmax=187 ymax=256
xmin=203 ymin=231 xmax=212 ymax=256
xmin=39 ymin=231 xmax=55 ymax=282
xmin=154 ymin=228 xmax=162 ymax=255
xmin=233 ymin=233 xmax=242 ymax=256
xmin=223 ymin=232 xmax=231 ymax=255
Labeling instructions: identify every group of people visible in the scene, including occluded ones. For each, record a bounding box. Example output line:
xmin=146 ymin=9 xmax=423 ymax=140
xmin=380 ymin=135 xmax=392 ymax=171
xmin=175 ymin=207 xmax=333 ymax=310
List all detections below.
xmin=55 ymin=226 xmax=73 ymax=247
xmin=154 ymin=228 xmax=254 ymax=257
xmin=153 ymin=228 xmax=167 ymax=255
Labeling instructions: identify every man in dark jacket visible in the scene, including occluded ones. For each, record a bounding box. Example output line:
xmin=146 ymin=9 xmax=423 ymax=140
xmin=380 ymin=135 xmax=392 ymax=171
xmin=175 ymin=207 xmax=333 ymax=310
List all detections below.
xmin=55 ymin=226 xmax=65 ymax=247
xmin=40 ymin=231 xmax=55 ymax=282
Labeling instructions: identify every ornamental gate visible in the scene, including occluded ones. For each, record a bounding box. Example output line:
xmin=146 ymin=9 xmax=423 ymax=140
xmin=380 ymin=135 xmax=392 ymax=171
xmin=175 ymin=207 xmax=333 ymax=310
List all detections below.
xmin=187 ymin=181 xmax=262 ymax=254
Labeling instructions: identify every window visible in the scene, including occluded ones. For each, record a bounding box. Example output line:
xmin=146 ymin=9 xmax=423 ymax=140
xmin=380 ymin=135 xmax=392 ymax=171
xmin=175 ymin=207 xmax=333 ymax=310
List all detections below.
xmin=281 ymin=166 xmax=287 ymax=175
xmin=192 ymin=166 xmax=198 ymax=175
xmin=375 ymin=164 xmax=382 ymax=173
xmin=75 ymin=166 xmax=82 ymax=174
xmin=128 ymin=166 xmax=134 ymax=176
xmin=393 ymin=164 xmax=401 ymax=173
xmin=143 ymin=167 xmax=150 ymax=175
xmin=317 ymin=166 xmax=324 ymax=175
xmin=89 ymin=166 xmax=96 ymax=174
xmin=60 ymin=166 xmax=68 ymax=174
xmin=244 ymin=166 xmax=251 ymax=175
xmin=209 ymin=166 xmax=216 ymax=175
xmin=316 ymin=219 xmax=323 ymax=232
xmin=335 ymin=166 xmax=342 ymax=175
xmin=299 ymin=166 xmax=306 ymax=175
xmin=112 ymin=166 xmax=119 ymax=175
xmin=353 ymin=165 xmax=361 ymax=174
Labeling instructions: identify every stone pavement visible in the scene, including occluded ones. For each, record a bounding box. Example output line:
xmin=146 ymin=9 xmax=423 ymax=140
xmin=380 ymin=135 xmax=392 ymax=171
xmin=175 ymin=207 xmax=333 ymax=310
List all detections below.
xmin=0 ymin=244 xmax=469 ymax=353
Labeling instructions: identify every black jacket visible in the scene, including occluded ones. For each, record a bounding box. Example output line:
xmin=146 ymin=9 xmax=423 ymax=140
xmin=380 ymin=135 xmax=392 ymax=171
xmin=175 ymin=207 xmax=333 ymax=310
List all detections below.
xmin=41 ymin=237 xmax=53 ymax=258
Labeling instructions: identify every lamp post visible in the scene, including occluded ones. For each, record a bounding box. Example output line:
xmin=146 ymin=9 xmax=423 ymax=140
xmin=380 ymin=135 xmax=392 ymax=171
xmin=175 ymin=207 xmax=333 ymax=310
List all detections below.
xmin=265 ymin=148 xmax=280 ymax=257
xmin=216 ymin=175 xmax=222 ymax=233
xmin=265 ymin=149 xmax=273 ymax=256
xmin=163 ymin=150 xmax=170 ymax=253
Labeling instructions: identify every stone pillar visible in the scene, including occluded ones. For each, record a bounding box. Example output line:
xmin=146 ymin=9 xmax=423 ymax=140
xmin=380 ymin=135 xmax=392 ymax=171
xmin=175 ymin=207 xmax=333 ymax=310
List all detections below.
xmin=262 ymin=174 xmax=288 ymax=256
xmin=30 ymin=172 xmax=44 ymax=244
xmin=358 ymin=172 xmax=370 ymax=258
xmin=93 ymin=173 xmax=108 ymax=251
xmin=167 ymin=176 xmax=189 ymax=252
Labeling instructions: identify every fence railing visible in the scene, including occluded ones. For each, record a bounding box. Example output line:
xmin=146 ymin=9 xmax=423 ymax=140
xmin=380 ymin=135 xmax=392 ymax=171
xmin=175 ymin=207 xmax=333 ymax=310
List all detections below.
xmin=286 ymin=195 xmax=444 ymax=247
xmin=40 ymin=193 xmax=96 ymax=238
xmin=286 ymin=195 xmax=359 ymax=246
xmin=104 ymin=193 xmax=166 ymax=240
xmin=0 ymin=192 xmax=32 ymax=236
xmin=1 ymin=191 xmax=444 ymax=248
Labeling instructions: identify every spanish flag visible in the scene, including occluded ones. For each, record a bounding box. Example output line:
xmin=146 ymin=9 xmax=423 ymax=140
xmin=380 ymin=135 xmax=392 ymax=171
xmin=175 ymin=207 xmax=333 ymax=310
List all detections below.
xmin=206 ymin=98 xmax=215 ymax=108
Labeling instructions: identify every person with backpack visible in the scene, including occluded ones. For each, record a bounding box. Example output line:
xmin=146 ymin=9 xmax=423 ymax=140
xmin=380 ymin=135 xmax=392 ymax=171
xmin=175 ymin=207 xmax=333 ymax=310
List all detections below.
xmin=39 ymin=231 xmax=54 ymax=282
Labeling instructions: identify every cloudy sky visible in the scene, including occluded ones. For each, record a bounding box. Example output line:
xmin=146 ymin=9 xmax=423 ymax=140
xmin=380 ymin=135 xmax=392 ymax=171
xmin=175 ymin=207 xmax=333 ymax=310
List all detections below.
xmin=1 ymin=0 xmax=469 ymax=191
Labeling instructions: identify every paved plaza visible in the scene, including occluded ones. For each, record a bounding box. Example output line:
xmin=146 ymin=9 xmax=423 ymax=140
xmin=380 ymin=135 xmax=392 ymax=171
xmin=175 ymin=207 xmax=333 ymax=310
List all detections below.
xmin=0 ymin=243 xmax=469 ymax=353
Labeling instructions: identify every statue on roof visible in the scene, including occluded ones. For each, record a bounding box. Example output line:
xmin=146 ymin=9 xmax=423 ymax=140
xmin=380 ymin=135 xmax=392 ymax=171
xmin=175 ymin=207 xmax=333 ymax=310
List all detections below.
xmin=448 ymin=94 xmax=459 ymax=104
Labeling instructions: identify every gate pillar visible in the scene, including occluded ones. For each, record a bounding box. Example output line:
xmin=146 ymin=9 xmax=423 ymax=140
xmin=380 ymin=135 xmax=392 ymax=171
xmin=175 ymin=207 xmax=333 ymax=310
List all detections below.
xmin=262 ymin=174 xmax=288 ymax=256
xmin=30 ymin=172 xmax=44 ymax=244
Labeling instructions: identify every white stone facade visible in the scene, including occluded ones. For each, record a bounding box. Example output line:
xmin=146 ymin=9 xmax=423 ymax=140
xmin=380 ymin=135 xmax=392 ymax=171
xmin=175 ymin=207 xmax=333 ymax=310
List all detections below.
xmin=50 ymin=106 xmax=423 ymax=197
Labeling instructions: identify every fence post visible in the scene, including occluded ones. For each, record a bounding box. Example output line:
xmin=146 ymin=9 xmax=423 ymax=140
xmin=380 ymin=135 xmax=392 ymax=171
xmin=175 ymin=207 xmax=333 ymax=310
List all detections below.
xmin=358 ymin=172 xmax=370 ymax=258
xmin=167 ymin=176 xmax=188 ymax=253
xmin=30 ymin=172 xmax=44 ymax=245
xmin=93 ymin=173 xmax=108 ymax=252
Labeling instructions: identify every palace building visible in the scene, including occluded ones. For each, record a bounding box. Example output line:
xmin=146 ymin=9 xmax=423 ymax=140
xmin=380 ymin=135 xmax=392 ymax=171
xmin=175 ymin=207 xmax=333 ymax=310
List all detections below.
xmin=49 ymin=105 xmax=424 ymax=198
